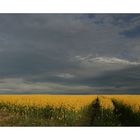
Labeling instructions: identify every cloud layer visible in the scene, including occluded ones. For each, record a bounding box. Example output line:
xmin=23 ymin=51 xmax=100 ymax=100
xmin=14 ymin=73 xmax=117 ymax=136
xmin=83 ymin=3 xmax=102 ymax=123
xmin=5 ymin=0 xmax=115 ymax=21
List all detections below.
xmin=0 ymin=14 xmax=139 ymax=93
xmin=75 ymin=56 xmax=140 ymax=65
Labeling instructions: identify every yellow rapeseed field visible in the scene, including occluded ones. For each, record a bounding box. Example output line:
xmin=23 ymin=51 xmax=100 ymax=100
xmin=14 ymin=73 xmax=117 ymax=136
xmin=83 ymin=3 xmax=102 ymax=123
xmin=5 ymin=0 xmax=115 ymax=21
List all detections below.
xmin=0 ymin=95 xmax=97 ymax=110
xmin=0 ymin=94 xmax=139 ymax=110
xmin=104 ymin=95 xmax=140 ymax=111
xmin=98 ymin=96 xmax=115 ymax=109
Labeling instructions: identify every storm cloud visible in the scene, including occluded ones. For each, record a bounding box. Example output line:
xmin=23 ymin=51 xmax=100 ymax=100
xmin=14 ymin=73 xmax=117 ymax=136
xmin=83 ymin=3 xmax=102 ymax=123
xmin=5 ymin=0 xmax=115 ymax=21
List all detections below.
xmin=0 ymin=14 xmax=140 ymax=93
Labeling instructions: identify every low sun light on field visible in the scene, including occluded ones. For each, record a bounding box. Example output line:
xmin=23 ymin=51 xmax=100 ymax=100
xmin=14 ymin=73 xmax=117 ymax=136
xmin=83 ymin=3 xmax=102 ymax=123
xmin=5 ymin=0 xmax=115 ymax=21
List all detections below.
xmin=0 ymin=94 xmax=139 ymax=111
xmin=0 ymin=95 xmax=98 ymax=110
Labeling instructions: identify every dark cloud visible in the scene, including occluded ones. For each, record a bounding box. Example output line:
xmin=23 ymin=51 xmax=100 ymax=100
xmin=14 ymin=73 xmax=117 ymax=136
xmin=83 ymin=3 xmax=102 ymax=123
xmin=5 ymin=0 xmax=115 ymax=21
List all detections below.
xmin=0 ymin=14 xmax=139 ymax=93
xmin=81 ymin=65 xmax=140 ymax=93
xmin=121 ymin=26 xmax=140 ymax=38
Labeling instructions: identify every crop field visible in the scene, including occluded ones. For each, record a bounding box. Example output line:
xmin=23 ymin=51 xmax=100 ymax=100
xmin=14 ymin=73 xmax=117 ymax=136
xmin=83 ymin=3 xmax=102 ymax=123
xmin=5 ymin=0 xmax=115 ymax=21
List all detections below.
xmin=0 ymin=95 xmax=98 ymax=110
xmin=0 ymin=94 xmax=140 ymax=126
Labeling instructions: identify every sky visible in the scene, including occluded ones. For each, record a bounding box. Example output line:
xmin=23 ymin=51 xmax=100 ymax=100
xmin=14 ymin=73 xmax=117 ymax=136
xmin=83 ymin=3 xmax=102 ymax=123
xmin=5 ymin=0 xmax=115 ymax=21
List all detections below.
xmin=0 ymin=14 xmax=140 ymax=94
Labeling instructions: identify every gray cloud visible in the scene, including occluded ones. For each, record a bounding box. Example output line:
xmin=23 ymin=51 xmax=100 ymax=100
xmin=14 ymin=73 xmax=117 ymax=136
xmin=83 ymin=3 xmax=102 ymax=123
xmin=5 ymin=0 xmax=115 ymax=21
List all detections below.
xmin=0 ymin=14 xmax=139 ymax=93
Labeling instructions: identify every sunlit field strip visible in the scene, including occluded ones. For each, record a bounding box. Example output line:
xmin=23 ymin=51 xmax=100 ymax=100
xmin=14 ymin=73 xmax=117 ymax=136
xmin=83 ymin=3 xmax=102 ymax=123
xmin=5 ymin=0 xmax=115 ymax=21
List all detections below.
xmin=0 ymin=95 xmax=140 ymax=111
xmin=100 ymin=95 xmax=140 ymax=111
xmin=0 ymin=95 xmax=97 ymax=110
